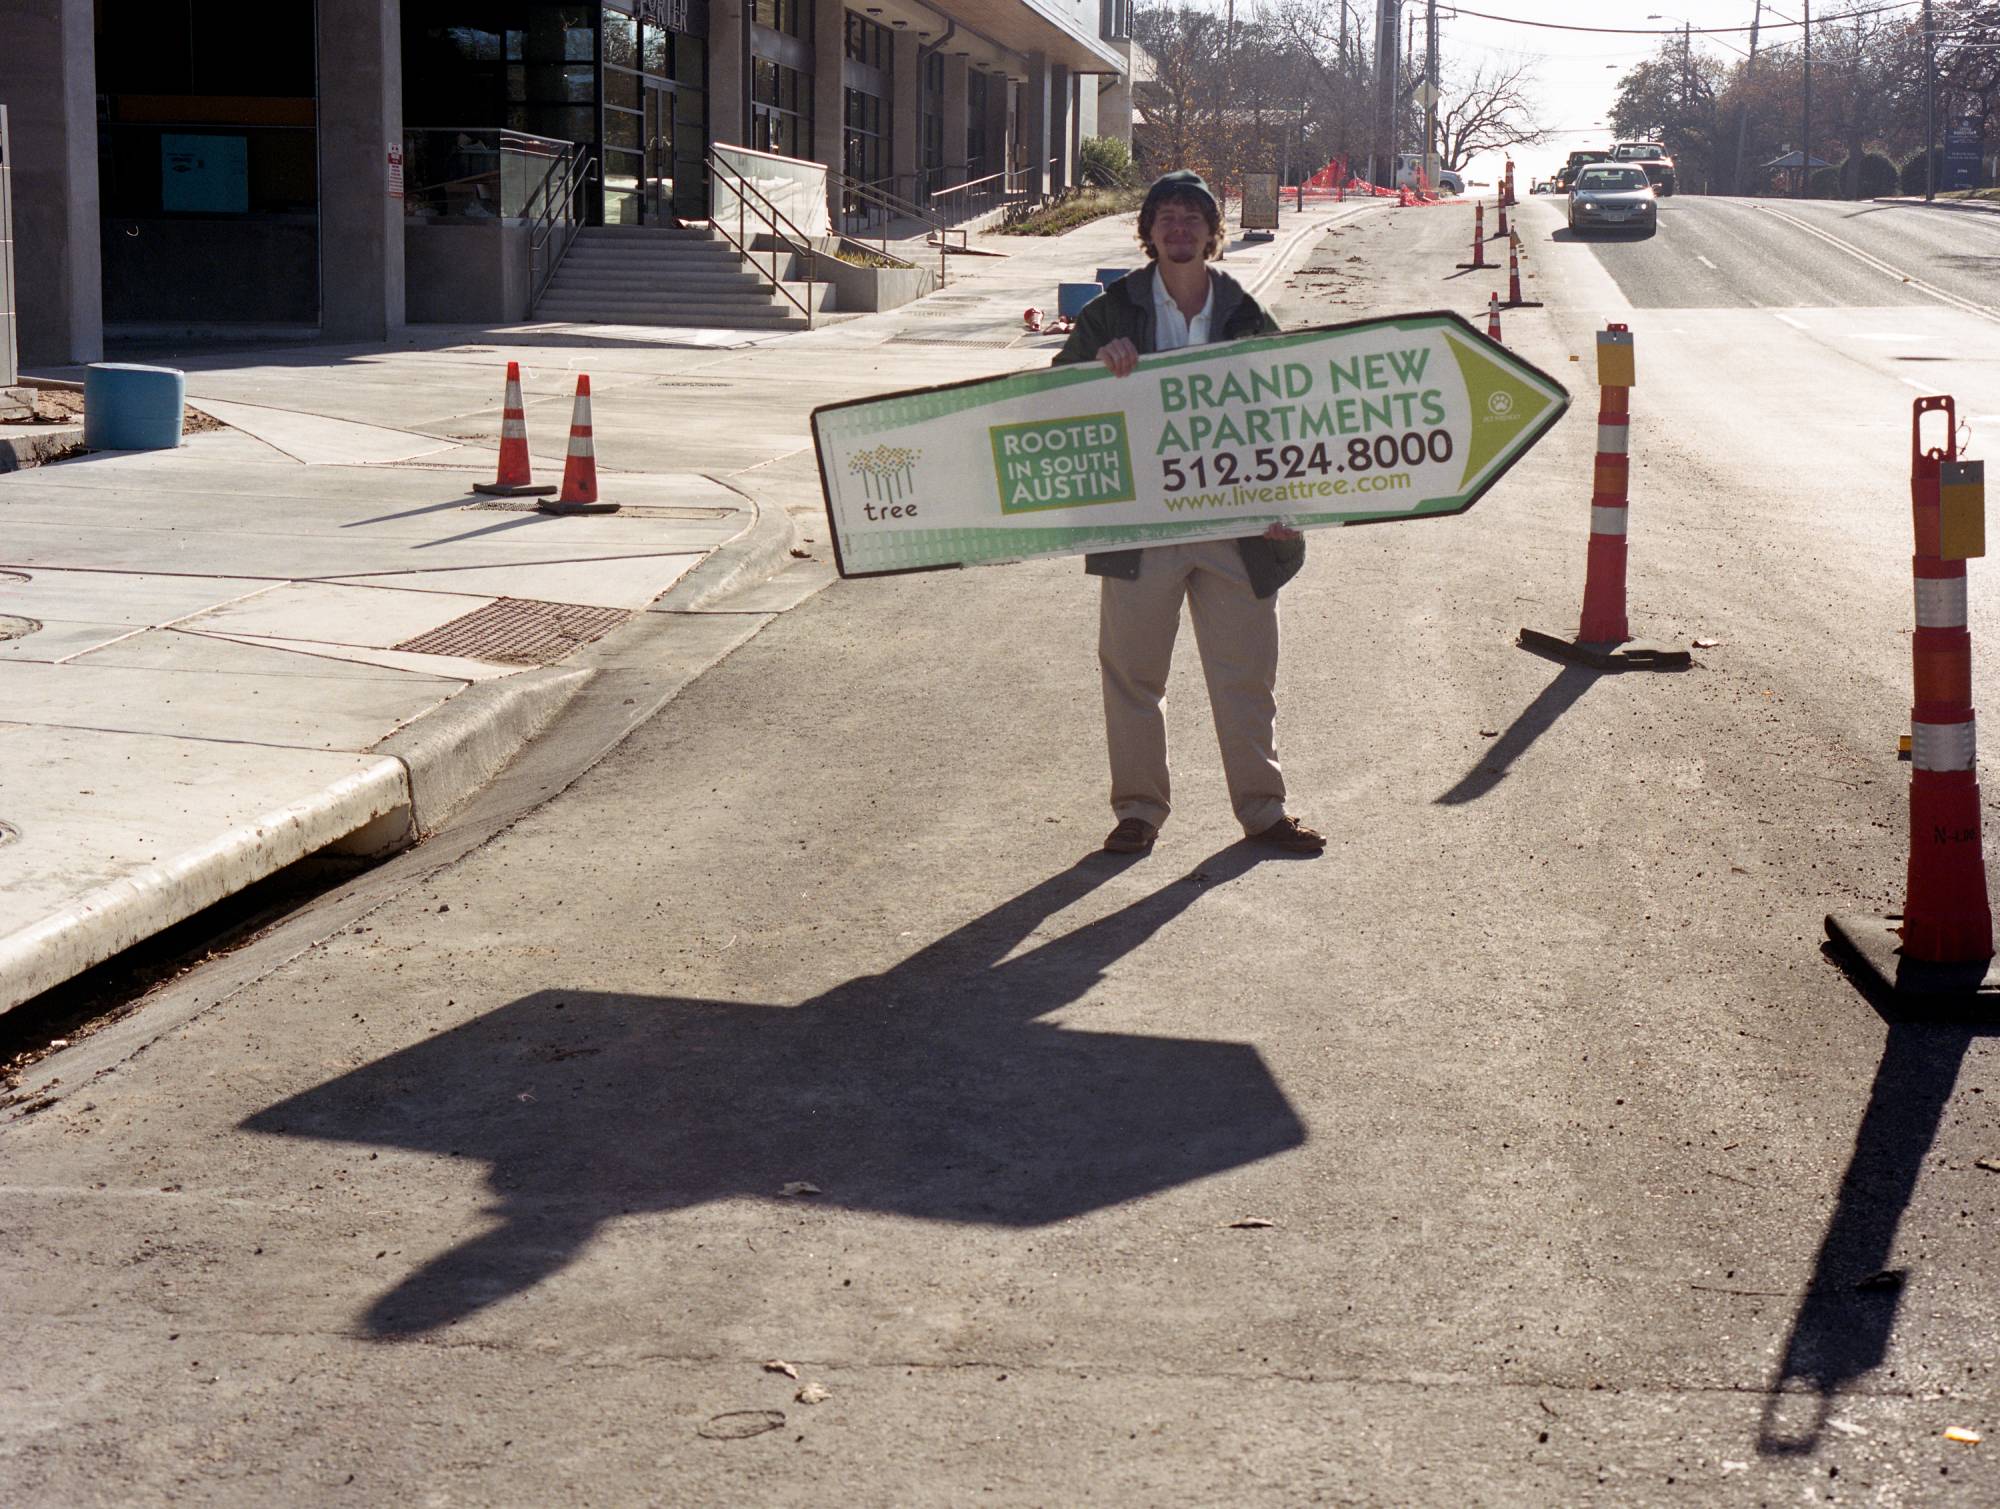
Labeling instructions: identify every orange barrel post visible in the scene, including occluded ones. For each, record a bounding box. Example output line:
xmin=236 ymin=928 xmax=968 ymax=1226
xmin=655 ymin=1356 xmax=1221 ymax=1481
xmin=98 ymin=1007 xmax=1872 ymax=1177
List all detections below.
xmin=1577 ymin=324 xmax=1633 ymax=643
xmin=1459 ymin=204 xmax=1489 ymax=269
xmin=1902 ymin=396 xmax=1993 ymax=961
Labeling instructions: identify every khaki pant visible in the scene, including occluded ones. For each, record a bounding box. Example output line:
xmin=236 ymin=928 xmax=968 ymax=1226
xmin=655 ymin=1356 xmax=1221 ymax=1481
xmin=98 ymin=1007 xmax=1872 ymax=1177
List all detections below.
xmin=1098 ymin=540 xmax=1286 ymax=835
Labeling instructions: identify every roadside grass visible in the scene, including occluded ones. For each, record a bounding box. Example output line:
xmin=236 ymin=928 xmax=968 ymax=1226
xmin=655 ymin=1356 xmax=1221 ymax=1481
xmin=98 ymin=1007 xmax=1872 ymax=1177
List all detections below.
xmin=1000 ymin=186 xmax=1146 ymax=237
xmin=1939 ymin=187 xmax=2000 ymax=203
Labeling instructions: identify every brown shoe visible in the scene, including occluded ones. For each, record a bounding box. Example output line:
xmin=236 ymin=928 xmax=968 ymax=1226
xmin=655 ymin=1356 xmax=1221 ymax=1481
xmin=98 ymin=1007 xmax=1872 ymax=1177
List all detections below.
xmin=1251 ymin=816 xmax=1326 ymax=854
xmin=1104 ymin=817 xmax=1158 ymax=854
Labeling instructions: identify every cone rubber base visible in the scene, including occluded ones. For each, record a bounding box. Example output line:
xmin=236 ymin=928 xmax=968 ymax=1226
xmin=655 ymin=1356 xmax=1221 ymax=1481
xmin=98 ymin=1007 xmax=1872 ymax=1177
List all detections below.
xmin=536 ymin=499 xmax=620 ymax=515
xmin=1455 ymin=261 xmax=1491 ymax=270
xmin=473 ymin=481 xmax=559 ymax=497
xmin=1517 ymin=627 xmax=1692 ymax=671
xmin=1825 ymin=913 xmax=2000 ymax=1004
xmin=1501 ymin=298 xmax=1545 ymax=310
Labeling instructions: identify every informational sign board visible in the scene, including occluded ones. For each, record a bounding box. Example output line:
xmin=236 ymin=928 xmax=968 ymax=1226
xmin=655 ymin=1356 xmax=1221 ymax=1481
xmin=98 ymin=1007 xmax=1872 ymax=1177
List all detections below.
xmin=813 ymin=312 xmax=1571 ymax=579
xmin=1943 ymin=121 xmax=1983 ymax=191
xmin=161 ymin=134 xmax=248 ymax=213
xmin=1241 ymin=173 xmax=1280 ymax=230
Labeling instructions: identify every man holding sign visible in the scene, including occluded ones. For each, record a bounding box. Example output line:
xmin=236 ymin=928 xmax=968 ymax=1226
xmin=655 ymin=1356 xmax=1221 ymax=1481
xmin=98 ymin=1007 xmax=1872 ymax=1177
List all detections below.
xmin=1055 ymin=170 xmax=1327 ymax=858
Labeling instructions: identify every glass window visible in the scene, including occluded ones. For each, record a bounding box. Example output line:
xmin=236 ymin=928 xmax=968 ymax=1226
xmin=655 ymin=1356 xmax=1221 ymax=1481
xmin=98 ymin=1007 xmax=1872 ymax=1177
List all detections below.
xmin=643 ymin=24 xmax=670 ymax=76
xmin=605 ymin=106 xmax=642 ymax=150
xmin=604 ymin=9 xmax=639 ymax=67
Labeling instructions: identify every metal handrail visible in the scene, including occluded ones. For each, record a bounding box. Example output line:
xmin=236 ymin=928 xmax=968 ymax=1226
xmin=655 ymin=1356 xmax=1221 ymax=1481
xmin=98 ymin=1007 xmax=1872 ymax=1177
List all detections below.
xmin=528 ymin=141 xmax=596 ymax=308
xmin=706 ymin=145 xmax=820 ymax=329
xmin=823 ymin=165 xmax=958 ymax=283
xmin=926 ymin=165 xmax=1033 ymax=228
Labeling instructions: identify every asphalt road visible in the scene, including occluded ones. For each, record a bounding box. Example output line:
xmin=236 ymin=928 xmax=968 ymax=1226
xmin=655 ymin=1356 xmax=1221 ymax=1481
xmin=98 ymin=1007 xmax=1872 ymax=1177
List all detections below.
xmin=5 ymin=198 xmax=1999 ymax=1505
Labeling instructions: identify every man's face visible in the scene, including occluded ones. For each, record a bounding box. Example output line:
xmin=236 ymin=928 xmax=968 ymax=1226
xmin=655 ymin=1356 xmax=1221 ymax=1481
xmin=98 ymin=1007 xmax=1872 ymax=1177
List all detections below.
xmin=1151 ymin=198 xmax=1211 ymax=264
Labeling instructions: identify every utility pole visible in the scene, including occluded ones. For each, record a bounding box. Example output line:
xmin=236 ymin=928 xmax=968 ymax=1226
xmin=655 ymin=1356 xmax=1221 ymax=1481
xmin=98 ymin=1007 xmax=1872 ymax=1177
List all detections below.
xmin=1800 ymin=0 xmax=1812 ymax=196
xmin=1371 ymin=0 xmax=1403 ymax=189
xmin=1425 ymin=0 xmax=1440 ymax=186
xmin=1923 ymin=0 xmax=1936 ymax=201
xmin=1683 ymin=21 xmax=1694 ymax=113
xmin=1732 ymin=3 xmax=1761 ymax=196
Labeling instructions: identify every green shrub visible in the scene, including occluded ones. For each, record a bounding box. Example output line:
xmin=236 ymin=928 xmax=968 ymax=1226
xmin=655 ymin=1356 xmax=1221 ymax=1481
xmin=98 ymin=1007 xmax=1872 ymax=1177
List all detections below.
xmin=1807 ymin=165 xmax=1842 ymax=198
xmin=1079 ymin=136 xmax=1137 ymax=188
xmin=1900 ymin=149 xmax=1942 ymax=194
xmin=999 ymin=185 xmax=1147 ymax=236
xmin=1855 ymin=151 xmax=1899 ymax=198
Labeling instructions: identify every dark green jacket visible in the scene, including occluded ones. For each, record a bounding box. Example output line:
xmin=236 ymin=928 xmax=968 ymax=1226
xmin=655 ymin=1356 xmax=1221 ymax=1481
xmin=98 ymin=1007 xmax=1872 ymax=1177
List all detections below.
xmin=1053 ymin=264 xmax=1306 ymax=599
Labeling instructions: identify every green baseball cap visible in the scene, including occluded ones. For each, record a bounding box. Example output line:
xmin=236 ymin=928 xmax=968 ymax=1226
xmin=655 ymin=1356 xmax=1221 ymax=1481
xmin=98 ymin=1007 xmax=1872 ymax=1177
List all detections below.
xmin=1142 ymin=169 xmax=1219 ymax=220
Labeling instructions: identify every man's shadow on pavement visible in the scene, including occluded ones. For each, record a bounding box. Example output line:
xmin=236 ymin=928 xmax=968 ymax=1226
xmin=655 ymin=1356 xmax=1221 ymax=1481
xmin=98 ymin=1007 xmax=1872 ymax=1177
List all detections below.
xmin=242 ymin=844 xmax=1307 ymax=1338
xmin=1758 ymin=966 xmax=1999 ymax=1455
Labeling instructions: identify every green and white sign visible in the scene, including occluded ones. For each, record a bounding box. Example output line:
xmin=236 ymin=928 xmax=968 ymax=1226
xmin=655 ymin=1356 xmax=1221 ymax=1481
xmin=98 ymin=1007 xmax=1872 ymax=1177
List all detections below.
xmin=812 ymin=311 xmax=1570 ymax=579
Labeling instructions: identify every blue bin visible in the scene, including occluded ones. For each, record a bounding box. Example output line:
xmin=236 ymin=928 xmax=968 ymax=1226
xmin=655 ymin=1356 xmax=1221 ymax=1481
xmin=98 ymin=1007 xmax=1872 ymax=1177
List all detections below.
xmin=1057 ymin=281 xmax=1101 ymax=319
xmin=1095 ymin=266 xmax=1131 ymax=288
xmin=83 ymin=363 xmax=186 ymax=451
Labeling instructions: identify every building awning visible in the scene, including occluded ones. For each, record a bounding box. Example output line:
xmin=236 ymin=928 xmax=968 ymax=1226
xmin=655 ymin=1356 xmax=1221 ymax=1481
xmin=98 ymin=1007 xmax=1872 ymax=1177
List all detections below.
xmin=881 ymin=0 xmax=1127 ymax=76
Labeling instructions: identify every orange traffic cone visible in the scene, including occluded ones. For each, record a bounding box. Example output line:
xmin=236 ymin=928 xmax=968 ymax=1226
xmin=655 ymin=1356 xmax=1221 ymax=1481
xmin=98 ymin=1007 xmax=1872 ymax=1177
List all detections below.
xmin=538 ymin=375 xmax=618 ymax=516
xmin=473 ymin=361 xmax=556 ymax=497
xmin=1486 ymin=292 xmax=1502 ymax=342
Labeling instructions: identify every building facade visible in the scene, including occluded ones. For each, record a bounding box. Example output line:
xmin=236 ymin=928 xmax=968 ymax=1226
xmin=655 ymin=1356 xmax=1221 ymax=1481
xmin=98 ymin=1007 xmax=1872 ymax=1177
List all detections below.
xmin=0 ymin=0 xmax=1129 ymax=365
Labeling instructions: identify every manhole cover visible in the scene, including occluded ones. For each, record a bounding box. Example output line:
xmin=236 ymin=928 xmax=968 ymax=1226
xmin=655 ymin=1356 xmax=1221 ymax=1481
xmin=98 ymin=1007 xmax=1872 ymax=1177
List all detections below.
xmin=467 ymin=501 xmax=735 ymax=520
xmin=0 ymin=614 xmax=40 ymax=642
xmin=392 ymin=597 xmax=628 ymax=665
xmin=0 ymin=820 xmax=17 ymax=848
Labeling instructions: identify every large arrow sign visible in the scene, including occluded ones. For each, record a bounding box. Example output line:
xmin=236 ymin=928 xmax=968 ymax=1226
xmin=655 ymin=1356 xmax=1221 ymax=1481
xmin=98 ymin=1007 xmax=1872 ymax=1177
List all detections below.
xmin=812 ymin=310 xmax=1571 ymax=579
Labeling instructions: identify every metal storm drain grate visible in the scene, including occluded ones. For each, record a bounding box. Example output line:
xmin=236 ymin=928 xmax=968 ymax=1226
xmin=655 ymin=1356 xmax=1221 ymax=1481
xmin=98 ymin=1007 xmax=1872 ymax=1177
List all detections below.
xmin=889 ymin=324 xmax=1021 ymax=348
xmin=466 ymin=500 xmax=735 ymax=520
xmin=392 ymin=597 xmax=629 ymax=665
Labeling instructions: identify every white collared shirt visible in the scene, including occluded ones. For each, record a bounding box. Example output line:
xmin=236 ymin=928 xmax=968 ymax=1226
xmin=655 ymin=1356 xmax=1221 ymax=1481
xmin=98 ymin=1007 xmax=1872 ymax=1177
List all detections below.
xmin=1151 ymin=270 xmax=1214 ymax=352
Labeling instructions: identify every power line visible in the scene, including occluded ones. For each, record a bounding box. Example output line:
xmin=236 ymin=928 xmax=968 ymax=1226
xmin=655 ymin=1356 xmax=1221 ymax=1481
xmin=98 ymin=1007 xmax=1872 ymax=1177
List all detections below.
xmin=1440 ymin=1 xmax=1921 ymax=36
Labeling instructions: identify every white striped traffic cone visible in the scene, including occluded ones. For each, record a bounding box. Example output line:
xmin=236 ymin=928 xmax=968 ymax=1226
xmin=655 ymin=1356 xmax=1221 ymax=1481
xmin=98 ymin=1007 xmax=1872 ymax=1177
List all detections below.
xmin=539 ymin=375 xmax=619 ymax=515
xmin=473 ymin=361 xmax=556 ymax=497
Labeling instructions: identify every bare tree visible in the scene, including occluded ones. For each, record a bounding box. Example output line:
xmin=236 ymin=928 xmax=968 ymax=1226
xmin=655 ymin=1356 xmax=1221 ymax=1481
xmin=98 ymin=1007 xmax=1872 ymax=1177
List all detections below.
xmin=1434 ymin=57 xmax=1550 ymax=171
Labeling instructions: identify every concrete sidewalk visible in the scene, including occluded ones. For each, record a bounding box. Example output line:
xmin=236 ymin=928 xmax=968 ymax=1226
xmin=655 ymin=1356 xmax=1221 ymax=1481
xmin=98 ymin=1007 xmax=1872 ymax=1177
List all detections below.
xmin=1 ymin=197 xmax=1376 ymax=1014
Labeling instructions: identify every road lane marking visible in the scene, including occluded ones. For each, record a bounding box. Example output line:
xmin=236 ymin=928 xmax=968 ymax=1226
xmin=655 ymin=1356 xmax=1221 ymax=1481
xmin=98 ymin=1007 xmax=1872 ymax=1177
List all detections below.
xmin=1696 ymin=254 xmax=1718 ymax=269
xmin=1772 ymin=312 xmax=1810 ymax=330
xmin=1755 ymin=205 xmax=2000 ymax=325
xmin=1903 ymin=377 xmax=1933 ymax=390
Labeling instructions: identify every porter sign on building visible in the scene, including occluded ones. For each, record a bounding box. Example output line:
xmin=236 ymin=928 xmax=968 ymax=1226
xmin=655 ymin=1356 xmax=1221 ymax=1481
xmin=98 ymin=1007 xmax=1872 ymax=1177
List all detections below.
xmin=813 ymin=311 xmax=1571 ymax=578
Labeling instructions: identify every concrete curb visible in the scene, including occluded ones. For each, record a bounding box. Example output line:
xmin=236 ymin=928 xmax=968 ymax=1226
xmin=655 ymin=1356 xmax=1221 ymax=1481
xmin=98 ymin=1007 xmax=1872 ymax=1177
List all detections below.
xmin=650 ymin=474 xmax=799 ymax=613
xmin=0 ymin=757 xmax=410 ymax=1012
xmin=367 ymin=665 xmax=595 ymax=847
xmin=0 ymin=425 xmax=85 ymax=473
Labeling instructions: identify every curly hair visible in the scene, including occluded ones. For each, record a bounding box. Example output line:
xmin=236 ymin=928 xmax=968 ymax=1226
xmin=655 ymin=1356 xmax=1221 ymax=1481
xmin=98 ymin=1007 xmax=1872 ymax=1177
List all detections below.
xmin=1138 ymin=187 xmax=1224 ymax=262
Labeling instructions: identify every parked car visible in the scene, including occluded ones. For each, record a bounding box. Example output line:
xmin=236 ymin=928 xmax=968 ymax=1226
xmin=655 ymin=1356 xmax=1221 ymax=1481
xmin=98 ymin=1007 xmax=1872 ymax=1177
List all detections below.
xmin=1393 ymin=154 xmax=1465 ymax=196
xmin=1567 ymin=164 xmax=1658 ymax=236
xmin=1610 ymin=140 xmax=1678 ymax=196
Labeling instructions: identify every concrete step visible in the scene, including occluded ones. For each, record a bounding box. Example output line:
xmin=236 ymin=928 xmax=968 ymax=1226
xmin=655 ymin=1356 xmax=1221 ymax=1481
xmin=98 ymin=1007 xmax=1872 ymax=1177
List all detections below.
xmin=548 ymin=270 xmax=768 ymax=290
xmin=574 ymin=225 xmax=723 ymax=242
xmin=535 ymin=299 xmax=797 ymax=322
xmin=532 ymin=304 xmax=808 ymax=328
xmin=540 ymin=285 xmax=788 ymax=307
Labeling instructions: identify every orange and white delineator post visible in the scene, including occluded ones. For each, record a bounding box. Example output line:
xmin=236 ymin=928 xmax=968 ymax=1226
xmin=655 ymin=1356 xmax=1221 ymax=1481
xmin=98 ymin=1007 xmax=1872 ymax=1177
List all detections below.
xmin=1458 ymin=203 xmax=1490 ymax=269
xmin=473 ymin=360 xmax=557 ymax=497
xmin=1486 ymin=292 xmax=1503 ymax=342
xmin=538 ymin=374 xmax=619 ymax=515
xmin=1578 ymin=325 xmax=1634 ymax=642
xmin=1901 ymin=396 xmax=1992 ymax=962
xmin=1496 ymin=197 xmax=1510 ymax=240
xmin=1502 ymin=230 xmax=1541 ymax=309
xmin=1517 ymin=324 xmax=1686 ymax=670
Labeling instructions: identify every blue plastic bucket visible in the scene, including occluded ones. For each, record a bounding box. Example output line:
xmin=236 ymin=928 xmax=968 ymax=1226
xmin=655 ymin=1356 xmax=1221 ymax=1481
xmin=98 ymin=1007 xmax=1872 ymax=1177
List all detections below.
xmin=1095 ymin=266 xmax=1131 ymax=287
xmin=83 ymin=363 xmax=186 ymax=451
xmin=1057 ymin=281 xmax=1101 ymax=319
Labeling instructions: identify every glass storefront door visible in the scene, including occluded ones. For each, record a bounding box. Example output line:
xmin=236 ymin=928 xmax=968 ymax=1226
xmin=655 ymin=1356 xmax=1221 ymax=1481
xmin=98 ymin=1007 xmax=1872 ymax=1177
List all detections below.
xmin=643 ymin=82 xmax=674 ymax=220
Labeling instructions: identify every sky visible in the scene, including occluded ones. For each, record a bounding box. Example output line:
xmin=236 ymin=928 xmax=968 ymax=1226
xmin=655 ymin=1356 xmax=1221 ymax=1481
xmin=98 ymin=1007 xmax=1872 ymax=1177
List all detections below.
xmin=1207 ymin=0 xmax=1928 ymax=190
xmin=1427 ymin=0 xmax=1853 ymax=188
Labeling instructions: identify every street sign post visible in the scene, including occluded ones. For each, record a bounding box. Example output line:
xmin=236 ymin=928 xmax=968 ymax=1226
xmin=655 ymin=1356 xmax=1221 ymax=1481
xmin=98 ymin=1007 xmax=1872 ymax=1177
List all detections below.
xmin=813 ymin=311 xmax=1571 ymax=579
